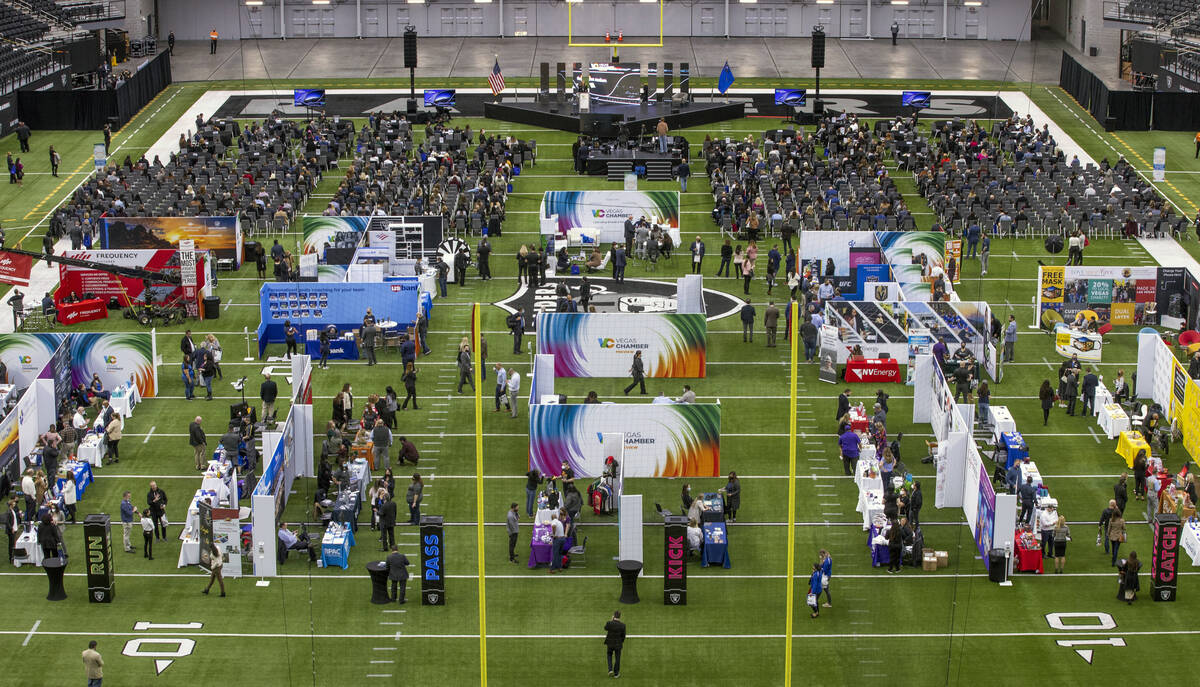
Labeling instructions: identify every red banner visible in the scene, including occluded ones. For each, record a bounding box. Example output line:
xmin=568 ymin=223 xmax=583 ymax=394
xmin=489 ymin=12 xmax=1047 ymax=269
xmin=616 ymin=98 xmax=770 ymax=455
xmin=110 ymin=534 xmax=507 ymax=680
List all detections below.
xmin=0 ymin=251 xmax=33 ymax=288
xmin=845 ymin=357 xmax=902 ymax=383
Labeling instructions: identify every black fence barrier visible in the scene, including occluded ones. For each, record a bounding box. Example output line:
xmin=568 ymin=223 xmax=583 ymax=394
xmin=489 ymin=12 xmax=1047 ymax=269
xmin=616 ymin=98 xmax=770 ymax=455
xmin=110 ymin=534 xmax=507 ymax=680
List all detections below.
xmin=17 ymin=51 xmax=171 ymax=131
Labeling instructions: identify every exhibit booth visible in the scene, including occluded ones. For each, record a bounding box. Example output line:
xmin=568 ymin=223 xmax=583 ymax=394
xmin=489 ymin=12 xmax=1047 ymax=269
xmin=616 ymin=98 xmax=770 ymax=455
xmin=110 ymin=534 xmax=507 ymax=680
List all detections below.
xmin=539 ymin=190 xmax=682 ymax=248
xmin=536 ymin=312 xmax=707 ymax=378
xmin=300 ymin=215 xmax=446 ymax=264
xmin=59 ymin=249 xmax=212 ymax=320
xmin=800 ymin=231 xmax=957 ymax=301
xmin=101 ymin=216 xmax=243 ymax=269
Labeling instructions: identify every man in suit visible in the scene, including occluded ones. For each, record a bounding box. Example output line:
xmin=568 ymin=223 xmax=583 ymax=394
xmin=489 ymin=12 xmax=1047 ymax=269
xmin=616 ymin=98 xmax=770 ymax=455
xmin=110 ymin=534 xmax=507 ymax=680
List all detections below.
xmin=623 ymin=216 xmax=635 ymax=250
xmin=506 ymin=502 xmax=520 ymax=563
xmin=260 ymin=373 xmax=278 ymax=423
xmin=1063 ymin=370 xmax=1079 ymax=416
xmin=623 ymin=350 xmax=646 ymax=395
xmin=579 ymin=276 xmax=592 ymax=311
xmin=508 ymin=308 xmax=525 ymax=354
xmin=763 ymin=301 xmax=780 ymax=347
xmin=1114 ymin=473 xmax=1128 ymax=514
xmin=477 ymin=237 xmax=492 ymax=280
xmin=740 ymin=298 xmax=756 ymax=343
xmin=604 ymin=610 xmax=626 ymax=678
xmin=835 ymin=389 xmax=851 ymax=424
xmin=908 ymin=481 xmax=923 ymax=529
xmin=1081 ymin=368 xmax=1099 ymax=416
xmin=689 ymin=236 xmax=705 ymax=274
xmin=1018 ymin=476 xmax=1037 ymax=526
xmin=612 ymin=244 xmax=626 ymax=283
xmin=189 ymin=416 xmax=207 ymax=471
xmin=147 ymin=481 xmax=168 ymax=541
xmin=378 ymin=494 xmax=397 ymax=550
xmin=386 ymin=544 xmax=410 ymax=603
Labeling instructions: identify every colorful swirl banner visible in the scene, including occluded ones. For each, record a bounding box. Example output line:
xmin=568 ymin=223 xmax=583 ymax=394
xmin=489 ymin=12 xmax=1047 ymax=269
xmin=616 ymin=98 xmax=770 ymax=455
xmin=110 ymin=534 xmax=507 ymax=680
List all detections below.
xmin=301 ymin=216 xmax=369 ymax=255
xmin=875 ymin=231 xmax=946 ymax=297
xmin=536 ymin=313 xmax=706 ymax=378
xmin=68 ymin=333 xmax=157 ymax=397
xmin=529 ymin=403 xmax=721 ymax=478
xmin=540 ymin=191 xmax=680 ymax=243
xmin=0 ymin=333 xmax=67 ymax=387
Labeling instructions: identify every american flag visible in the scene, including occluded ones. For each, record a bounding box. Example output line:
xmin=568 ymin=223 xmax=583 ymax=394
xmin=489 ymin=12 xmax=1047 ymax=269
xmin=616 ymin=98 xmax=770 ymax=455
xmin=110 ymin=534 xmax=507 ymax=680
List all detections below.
xmin=488 ymin=59 xmax=506 ymax=96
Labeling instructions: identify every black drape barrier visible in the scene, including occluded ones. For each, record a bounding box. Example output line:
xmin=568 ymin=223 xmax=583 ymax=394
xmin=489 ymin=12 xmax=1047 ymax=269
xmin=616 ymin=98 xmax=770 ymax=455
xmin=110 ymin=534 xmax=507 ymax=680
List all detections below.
xmin=1152 ymin=93 xmax=1200 ymax=131
xmin=1107 ymin=91 xmax=1153 ymax=131
xmin=1059 ymin=53 xmax=1110 ymax=122
xmin=18 ymin=51 xmax=171 ymax=131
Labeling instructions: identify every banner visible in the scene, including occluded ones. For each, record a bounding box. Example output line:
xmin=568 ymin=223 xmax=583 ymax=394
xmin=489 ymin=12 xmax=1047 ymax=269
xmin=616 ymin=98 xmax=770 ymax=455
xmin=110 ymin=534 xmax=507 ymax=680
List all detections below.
xmin=178 ymin=239 xmax=199 ymax=318
xmin=536 ymin=313 xmax=706 ymax=378
xmin=540 ymin=191 xmax=680 ymax=245
xmin=817 ymin=325 xmax=840 ymax=384
xmin=943 ymin=239 xmax=962 ymax=284
xmin=258 ymin=280 xmax=421 ymax=355
xmin=301 ymin=216 xmax=445 ymax=260
xmin=875 ymin=231 xmax=946 ymax=285
xmin=36 ymin=335 xmax=73 ymax=418
xmin=1039 ymin=265 xmax=1162 ymax=326
xmin=974 ymin=460 xmax=996 ymax=567
xmin=664 ymin=516 xmax=687 ymax=605
xmin=1152 ymin=514 xmax=1180 ymax=601
xmin=69 ymin=333 xmax=157 ymax=397
xmin=853 ymin=264 xmax=891 ymax=300
xmin=529 ymin=403 xmax=720 ymax=478
xmin=302 ymin=216 xmax=368 ymax=257
xmin=1053 ymin=323 xmax=1102 ymax=361
xmin=59 ymin=249 xmax=207 ymax=308
xmin=102 ymin=217 xmax=242 ymax=267
xmin=0 ymin=333 xmax=66 ymax=387
xmin=1153 ymin=147 xmax=1166 ymax=182
xmin=420 ymin=516 xmax=446 ymax=606
xmin=799 ymin=231 xmax=875 ymax=276
xmin=0 ymin=250 xmax=33 ymax=288
xmin=83 ymin=514 xmax=115 ymax=603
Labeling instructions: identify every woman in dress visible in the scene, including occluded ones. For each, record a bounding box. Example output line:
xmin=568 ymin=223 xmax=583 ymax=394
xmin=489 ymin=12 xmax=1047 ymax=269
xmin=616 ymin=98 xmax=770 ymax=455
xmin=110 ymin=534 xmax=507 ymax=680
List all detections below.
xmin=724 ymin=471 xmax=741 ymax=522
xmin=204 ymin=334 xmax=223 ymax=380
xmin=1039 ymin=380 xmax=1054 ymax=426
xmin=1118 ymin=550 xmax=1141 ymax=604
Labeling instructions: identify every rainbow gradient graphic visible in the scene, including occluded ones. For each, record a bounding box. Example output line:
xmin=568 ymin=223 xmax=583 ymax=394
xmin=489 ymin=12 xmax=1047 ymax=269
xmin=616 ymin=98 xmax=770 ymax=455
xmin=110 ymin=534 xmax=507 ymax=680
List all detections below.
xmin=69 ymin=333 xmax=156 ymax=397
xmin=537 ymin=313 xmax=706 ymax=378
xmin=301 ymin=216 xmax=369 ymax=255
xmin=529 ymin=403 xmax=720 ymax=478
xmin=541 ymin=191 xmax=680 ymax=236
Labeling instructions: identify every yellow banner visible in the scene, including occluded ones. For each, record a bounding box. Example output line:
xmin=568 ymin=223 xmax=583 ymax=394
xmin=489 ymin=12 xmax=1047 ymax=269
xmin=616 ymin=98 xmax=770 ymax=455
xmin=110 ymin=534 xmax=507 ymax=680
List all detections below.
xmin=1040 ymin=266 xmax=1064 ymax=303
xmin=1182 ymin=379 xmax=1200 ymax=461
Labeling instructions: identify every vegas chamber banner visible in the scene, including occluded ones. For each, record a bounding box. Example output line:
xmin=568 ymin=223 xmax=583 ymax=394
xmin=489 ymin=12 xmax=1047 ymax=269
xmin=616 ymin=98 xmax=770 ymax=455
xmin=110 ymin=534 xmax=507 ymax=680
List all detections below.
xmin=540 ymin=191 xmax=681 ymax=246
xmin=0 ymin=333 xmax=67 ymax=387
xmin=302 ymin=216 xmax=369 ymax=256
xmin=875 ymin=231 xmax=947 ymax=300
xmin=68 ymin=333 xmax=158 ymax=397
xmin=529 ymin=403 xmax=721 ymax=478
xmin=536 ymin=313 xmax=706 ymax=378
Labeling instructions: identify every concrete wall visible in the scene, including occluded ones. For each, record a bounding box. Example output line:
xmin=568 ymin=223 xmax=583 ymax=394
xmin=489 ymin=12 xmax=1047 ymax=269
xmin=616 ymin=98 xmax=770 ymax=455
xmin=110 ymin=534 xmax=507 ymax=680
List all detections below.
xmin=1045 ymin=0 xmax=1120 ymax=57
xmin=158 ymin=0 xmax=1033 ymax=41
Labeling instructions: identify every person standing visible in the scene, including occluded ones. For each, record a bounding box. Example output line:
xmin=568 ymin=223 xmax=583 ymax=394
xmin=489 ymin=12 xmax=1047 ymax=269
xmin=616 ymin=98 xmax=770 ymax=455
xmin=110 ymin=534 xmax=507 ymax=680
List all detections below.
xmin=260 ymin=373 xmax=278 ymax=423
xmin=82 ymin=640 xmax=103 ymax=687
xmin=362 ymin=323 xmax=378 ymax=366
xmin=181 ymin=355 xmax=196 ymax=400
xmin=1003 ymin=315 xmax=1017 ymax=362
xmin=7 ymin=289 xmax=23 ymax=329
xmin=689 ymin=235 xmax=705 ymax=274
xmin=740 ymin=298 xmax=756 ymax=343
xmin=818 ymin=549 xmax=833 ymax=607
xmin=656 ymin=117 xmax=669 ymax=153
xmin=493 ymin=363 xmax=508 ymax=412
xmin=454 ymin=248 xmax=469 ymax=287
xmin=508 ymin=308 xmax=525 ymax=354
xmin=717 ymin=239 xmax=733 ymax=277
xmin=1108 ymin=508 xmax=1126 ymax=566
xmin=623 ymin=350 xmax=646 ymax=395
xmin=104 ymin=414 xmax=122 ymax=464
xmin=5 ymin=497 xmax=19 ymax=565
xmin=386 ymin=544 xmax=410 ymax=603
xmin=908 ymin=481 xmax=923 ymax=529
xmin=764 ymin=301 xmax=780 ymax=348
xmin=1018 ymin=477 xmax=1036 ymax=526
xmin=801 ymin=316 xmax=818 ymax=362
xmin=1081 ymin=368 xmax=1099 ymax=416
xmin=604 ymin=610 xmax=626 ymax=677
xmin=835 ymin=388 xmax=851 ymax=424
xmin=15 ymin=121 xmax=30 ymax=153
xmin=406 ymin=473 xmax=423 ymax=525
xmin=202 ymin=542 xmax=226 ymax=596
xmin=48 ymin=145 xmax=59 ymax=177
xmin=140 ymin=508 xmax=154 ymax=559
xmin=372 ymin=419 xmax=392 ymax=472
xmin=147 ymin=481 xmax=168 ymax=541
xmin=507 ymin=368 xmax=522 ymax=418
xmin=808 ymin=562 xmax=824 ymax=617
xmin=401 ymin=362 xmax=419 ymax=410
xmin=838 ymin=425 xmax=859 ymax=477
xmin=209 ymin=28 xmax=219 ymax=54
xmin=119 ymin=491 xmax=135 ymax=553
xmin=190 ymin=416 xmax=207 ymax=471
xmin=980 ymin=231 xmax=991 ymax=275
xmin=724 ymin=471 xmax=741 ymax=522
xmin=1052 ymin=515 xmax=1071 ymax=573
xmin=457 ymin=345 xmax=475 ymax=393
xmin=612 ymin=244 xmax=626 ymax=283
xmin=477 ymin=237 xmax=492 ymax=280
xmin=1098 ymin=498 xmax=1116 ymax=554
xmin=1038 ymin=380 xmax=1054 ymax=425
xmin=965 ymin=222 xmax=980 ymax=259
xmin=378 ymin=494 xmax=397 ymax=550
xmin=676 ymin=157 xmax=691 ymax=193
xmin=548 ymin=512 xmax=565 ymax=573
xmin=167 ymin=31 xmax=175 ymax=55
xmin=102 ymin=124 xmax=111 ymax=156
xmin=284 ymin=321 xmax=298 ymax=359
xmin=1118 ymin=549 xmax=1140 ymax=603
xmin=506 ymin=502 xmax=520 ymax=563
xmin=1062 ymin=370 xmax=1079 ymax=416
xmin=890 ymin=21 xmax=900 ymax=45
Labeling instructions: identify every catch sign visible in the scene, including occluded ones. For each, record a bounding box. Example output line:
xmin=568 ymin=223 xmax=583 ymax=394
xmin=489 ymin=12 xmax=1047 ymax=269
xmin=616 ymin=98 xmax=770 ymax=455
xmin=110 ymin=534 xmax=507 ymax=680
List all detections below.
xmin=1152 ymin=513 xmax=1180 ymax=602
xmin=420 ymin=515 xmax=445 ymax=606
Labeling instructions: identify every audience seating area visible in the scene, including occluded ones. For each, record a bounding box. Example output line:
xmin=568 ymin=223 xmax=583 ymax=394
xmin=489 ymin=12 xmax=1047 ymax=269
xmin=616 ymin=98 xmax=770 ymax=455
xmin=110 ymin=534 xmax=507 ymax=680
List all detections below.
xmin=0 ymin=43 xmax=61 ymax=93
xmin=1109 ymin=0 xmax=1200 ymax=37
xmin=0 ymin=5 xmax=49 ymax=41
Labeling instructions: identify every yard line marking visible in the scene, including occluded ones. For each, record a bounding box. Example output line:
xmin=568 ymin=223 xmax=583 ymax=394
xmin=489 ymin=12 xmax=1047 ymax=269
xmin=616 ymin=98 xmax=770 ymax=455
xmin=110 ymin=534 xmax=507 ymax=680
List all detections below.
xmin=372 ymin=647 xmax=398 ymax=651
xmin=1087 ymin=427 xmax=1101 ymax=444
xmin=21 ymin=620 xmax=40 ymax=647
xmin=143 ymin=426 xmax=155 ymax=444
xmin=1042 ymin=356 xmax=1053 ymax=369
xmin=370 ymin=660 xmax=395 ymax=664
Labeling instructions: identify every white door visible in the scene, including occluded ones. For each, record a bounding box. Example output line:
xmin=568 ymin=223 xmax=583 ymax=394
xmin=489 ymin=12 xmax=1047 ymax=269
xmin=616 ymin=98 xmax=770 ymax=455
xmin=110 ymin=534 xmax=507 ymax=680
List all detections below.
xmin=440 ymin=7 xmax=455 ymax=36
xmin=700 ymin=6 xmax=714 ymax=35
xmin=395 ymin=7 xmax=410 ymax=35
xmin=964 ymin=6 xmax=981 ymax=39
xmin=364 ymin=7 xmax=378 ymax=37
xmin=513 ymin=6 xmax=528 ymax=36
xmin=247 ymin=7 xmax=263 ymax=38
xmin=320 ymin=9 xmax=335 ymax=37
xmin=469 ymin=7 xmax=484 ymax=36
xmin=921 ymin=8 xmax=939 ymax=38
xmin=816 ymin=7 xmax=837 ymax=36
xmin=744 ymin=7 xmax=758 ymax=36
xmin=290 ymin=8 xmax=306 ymax=37
xmin=774 ymin=8 xmax=788 ymax=37
xmin=456 ymin=8 xmax=471 ymax=36
xmin=846 ymin=7 xmax=865 ymax=37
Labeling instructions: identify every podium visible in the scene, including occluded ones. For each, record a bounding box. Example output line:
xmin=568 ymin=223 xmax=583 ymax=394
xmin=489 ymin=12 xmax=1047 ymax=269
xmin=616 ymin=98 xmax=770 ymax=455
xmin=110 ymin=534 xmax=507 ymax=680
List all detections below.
xmin=43 ymin=557 xmax=67 ymax=601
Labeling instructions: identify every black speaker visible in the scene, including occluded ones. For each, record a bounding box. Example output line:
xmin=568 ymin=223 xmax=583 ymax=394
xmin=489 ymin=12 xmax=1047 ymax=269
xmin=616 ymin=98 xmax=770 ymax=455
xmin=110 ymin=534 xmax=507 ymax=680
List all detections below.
xmin=556 ymin=62 xmax=566 ymax=101
xmin=680 ymin=62 xmax=689 ymax=94
xmin=403 ymin=28 xmax=418 ymax=69
xmin=811 ymin=28 xmax=825 ymax=69
xmin=539 ymin=62 xmax=550 ymax=95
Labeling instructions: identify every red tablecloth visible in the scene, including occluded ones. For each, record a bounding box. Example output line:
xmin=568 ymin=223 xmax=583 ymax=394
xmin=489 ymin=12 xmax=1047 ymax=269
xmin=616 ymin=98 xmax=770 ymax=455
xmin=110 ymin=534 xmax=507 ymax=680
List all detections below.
xmin=847 ymin=408 xmax=869 ymax=433
xmin=1014 ymin=532 xmax=1043 ymax=574
xmin=845 ymin=357 xmax=901 ymax=383
xmin=56 ymin=298 xmax=108 ymax=325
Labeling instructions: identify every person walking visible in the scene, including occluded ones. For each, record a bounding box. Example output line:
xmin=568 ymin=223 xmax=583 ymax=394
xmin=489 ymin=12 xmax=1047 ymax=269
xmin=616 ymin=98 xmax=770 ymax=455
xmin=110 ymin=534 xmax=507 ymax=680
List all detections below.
xmin=507 ymin=308 xmax=525 ymax=354
xmin=1098 ymin=499 xmax=1116 ymax=554
xmin=167 ymin=31 xmax=175 ymax=55
xmin=119 ymin=492 xmax=135 ymax=553
xmin=406 ymin=473 xmax=423 ymax=525
xmin=362 ymin=322 xmax=379 ymax=366
xmin=806 ymin=559 xmax=825 ymax=619
xmin=82 ymin=640 xmax=103 ymax=687
xmin=890 ymin=21 xmax=899 ymax=45
xmin=623 ymin=350 xmax=646 ymax=395
xmin=260 ymin=373 xmax=278 ymax=424
xmin=1003 ymin=315 xmax=1017 ymax=362
xmin=689 ymin=235 xmax=705 ymax=274
xmin=15 ymin=121 xmax=30 ymax=153
xmin=764 ymin=301 xmax=780 ymax=348
xmin=1051 ymin=514 xmax=1071 ymax=573
xmin=401 ymin=362 xmax=418 ymax=410
xmin=140 ymin=508 xmax=155 ymax=559
xmin=716 ymin=239 xmax=733 ymax=277
xmin=612 ymin=243 xmax=626 ymax=283
xmin=493 ymin=363 xmax=508 ymax=412
xmin=1108 ymin=508 xmax=1126 ymax=566
xmin=741 ymin=253 xmax=754 ymax=295
xmin=980 ymin=231 xmax=991 ymax=275
xmin=147 ymin=481 xmax=168 ymax=541
xmin=604 ymin=610 xmax=626 ymax=677
xmin=740 ymin=298 xmax=756 ymax=343
xmin=209 ymin=28 xmax=219 ymax=54
xmin=48 ymin=145 xmax=59 ymax=177
xmin=1039 ymin=380 xmax=1054 ymax=425
xmin=1081 ymin=368 xmax=1099 ymax=416
xmin=1114 ymin=473 xmax=1129 ymax=514
xmin=801 ymin=315 xmax=818 ymax=362
xmin=1118 ymin=550 xmax=1141 ymax=603
xmin=506 ymin=502 xmax=520 ymax=563
xmin=386 ymin=544 xmax=410 ymax=603
xmin=457 ymin=345 xmax=475 ymax=393
xmin=378 ymin=494 xmax=397 ymax=550
xmin=202 ymin=542 xmax=226 ymax=596
xmin=102 ymin=124 xmax=111 ymax=156
xmin=838 ymin=424 xmax=860 ymax=476
xmin=190 ymin=416 xmax=207 ymax=470
xmin=1062 ymin=370 xmax=1079 ymax=416
xmin=507 ymin=368 xmax=521 ymax=418
xmin=372 ymin=419 xmax=392 ymax=472
xmin=818 ymin=549 xmax=833 ymax=607
xmin=724 ymin=471 xmax=741 ymax=522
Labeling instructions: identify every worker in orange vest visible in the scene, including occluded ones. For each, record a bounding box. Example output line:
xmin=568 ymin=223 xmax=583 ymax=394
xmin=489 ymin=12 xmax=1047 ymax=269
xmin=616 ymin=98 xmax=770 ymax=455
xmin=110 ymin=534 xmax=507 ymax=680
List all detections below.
xmin=209 ymin=28 xmax=219 ymax=55
xmin=1195 ymin=130 xmax=1200 ymax=159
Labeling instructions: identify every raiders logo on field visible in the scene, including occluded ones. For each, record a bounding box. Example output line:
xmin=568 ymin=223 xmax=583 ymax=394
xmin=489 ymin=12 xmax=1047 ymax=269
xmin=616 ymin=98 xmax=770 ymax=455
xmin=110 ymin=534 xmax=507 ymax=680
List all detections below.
xmin=494 ymin=276 xmax=743 ymax=330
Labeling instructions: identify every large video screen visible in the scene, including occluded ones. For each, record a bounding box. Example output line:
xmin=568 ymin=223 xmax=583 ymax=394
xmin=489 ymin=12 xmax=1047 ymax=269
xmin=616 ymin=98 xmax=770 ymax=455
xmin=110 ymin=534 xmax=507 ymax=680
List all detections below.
xmin=293 ymin=89 xmax=325 ymax=107
xmin=423 ymin=89 xmax=456 ymax=107
xmin=901 ymin=91 xmax=932 ymax=109
xmin=774 ymin=89 xmax=807 ymax=106
xmin=574 ymin=63 xmax=641 ymax=105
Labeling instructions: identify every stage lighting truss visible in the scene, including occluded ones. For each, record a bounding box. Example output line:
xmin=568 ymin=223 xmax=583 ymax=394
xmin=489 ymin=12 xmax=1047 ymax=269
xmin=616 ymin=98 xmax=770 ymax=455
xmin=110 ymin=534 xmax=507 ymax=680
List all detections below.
xmin=568 ymin=0 xmax=664 ymax=48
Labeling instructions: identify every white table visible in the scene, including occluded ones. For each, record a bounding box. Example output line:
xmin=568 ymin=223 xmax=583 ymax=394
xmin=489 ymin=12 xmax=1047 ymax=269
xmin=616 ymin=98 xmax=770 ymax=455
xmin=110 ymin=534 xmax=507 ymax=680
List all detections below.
xmin=177 ymin=532 xmax=200 ymax=567
xmin=857 ymin=488 xmax=884 ymax=530
xmin=1098 ymin=403 xmax=1131 ymax=440
xmin=76 ymin=432 xmax=106 ymax=468
xmin=109 ymin=382 xmax=140 ymax=419
xmin=14 ymin=529 xmax=43 ymax=568
xmin=534 ymin=508 xmax=556 ymax=526
xmin=1093 ymin=381 xmax=1113 ymax=415
xmin=1182 ymin=520 xmax=1200 ymax=567
xmin=1020 ymin=461 xmax=1043 ymax=489
xmin=854 ymin=459 xmax=883 ymax=493
xmin=200 ymin=459 xmax=236 ymax=500
xmin=182 ymin=489 xmax=219 ymax=537
xmin=349 ymin=458 xmax=370 ymax=503
xmin=988 ymin=406 xmax=1016 ymax=443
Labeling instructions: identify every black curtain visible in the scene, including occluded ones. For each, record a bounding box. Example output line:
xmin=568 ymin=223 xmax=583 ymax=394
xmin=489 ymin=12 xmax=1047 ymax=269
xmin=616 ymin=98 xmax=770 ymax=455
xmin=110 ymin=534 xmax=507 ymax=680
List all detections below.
xmin=1107 ymin=91 xmax=1152 ymax=130
xmin=1059 ymin=53 xmax=1111 ymax=123
xmin=1152 ymin=92 xmax=1200 ymax=131
xmin=17 ymin=51 xmax=171 ymax=131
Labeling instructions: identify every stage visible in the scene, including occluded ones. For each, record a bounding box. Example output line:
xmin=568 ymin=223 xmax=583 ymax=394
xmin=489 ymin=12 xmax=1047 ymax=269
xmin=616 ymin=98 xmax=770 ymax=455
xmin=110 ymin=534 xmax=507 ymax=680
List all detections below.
xmin=483 ymin=99 xmax=744 ymax=136
xmin=585 ymin=148 xmax=680 ymax=177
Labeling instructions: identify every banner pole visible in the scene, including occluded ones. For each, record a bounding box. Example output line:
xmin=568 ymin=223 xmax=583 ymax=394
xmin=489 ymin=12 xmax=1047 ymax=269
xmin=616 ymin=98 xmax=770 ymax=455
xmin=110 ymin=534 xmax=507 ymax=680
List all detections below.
xmin=473 ymin=303 xmax=488 ymax=687
xmin=784 ymin=300 xmax=799 ymax=686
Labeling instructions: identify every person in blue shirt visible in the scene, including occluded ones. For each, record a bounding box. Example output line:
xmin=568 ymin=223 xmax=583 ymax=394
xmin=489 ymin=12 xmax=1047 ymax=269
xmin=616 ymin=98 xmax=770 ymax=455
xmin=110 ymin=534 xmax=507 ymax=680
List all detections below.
xmin=838 ymin=427 xmax=860 ymax=476
xmin=119 ymin=491 xmax=136 ymax=553
xmin=180 ymin=356 xmax=196 ymax=401
xmin=965 ymin=222 xmax=981 ymax=258
xmin=808 ymin=562 xmax=823 ymax=618
xmin=818 ymin=550 xmax=833 ymax=608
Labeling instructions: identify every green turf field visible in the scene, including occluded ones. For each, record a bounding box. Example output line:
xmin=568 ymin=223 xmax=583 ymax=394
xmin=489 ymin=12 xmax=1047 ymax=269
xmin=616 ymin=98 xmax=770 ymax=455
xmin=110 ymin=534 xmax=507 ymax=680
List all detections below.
xmin=1 ymin=78 xmax=1198 ymax=687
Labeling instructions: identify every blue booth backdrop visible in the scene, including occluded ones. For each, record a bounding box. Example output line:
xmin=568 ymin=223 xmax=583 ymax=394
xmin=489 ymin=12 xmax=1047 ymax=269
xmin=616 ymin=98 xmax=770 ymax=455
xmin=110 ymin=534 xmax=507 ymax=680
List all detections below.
xmin=257 ymin=279 xmax=420 ymax=357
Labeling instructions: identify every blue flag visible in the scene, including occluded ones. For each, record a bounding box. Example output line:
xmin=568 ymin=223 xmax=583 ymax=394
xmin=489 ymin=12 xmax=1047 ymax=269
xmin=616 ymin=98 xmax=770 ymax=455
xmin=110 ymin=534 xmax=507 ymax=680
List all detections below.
xmin=717 ymin=61 xmax=735 ymax=94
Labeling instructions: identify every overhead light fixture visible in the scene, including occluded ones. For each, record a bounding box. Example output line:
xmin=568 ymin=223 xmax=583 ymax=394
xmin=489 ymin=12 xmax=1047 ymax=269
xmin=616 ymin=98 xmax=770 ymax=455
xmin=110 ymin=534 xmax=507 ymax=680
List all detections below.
xmin=312 ymin=0 xmax=330 ymax=4
xmin=566 ymin=0 xmax=583 ymax=3
xmin=245 ymin=0 xmax=263 ymax=5
xmin=640 ymin=0 xmax=658 ymax=3
xmin=891 ymin=0 xmax=909 ymax=4
xmin=406 ymin=0 xmax=424 ymax=4
xmin=739 ymin=0 xmax=758 ymax=4
xmin=474 ymin=0 xmax=493 ymax=3
xmin=964 ymin=0 xmax=982 ymax=4
xmin=815 ymin=0 xmax=835 ymax=4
